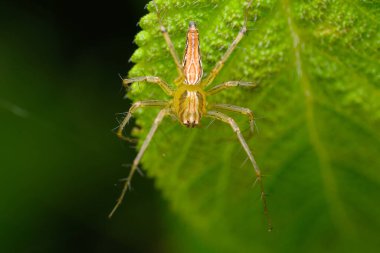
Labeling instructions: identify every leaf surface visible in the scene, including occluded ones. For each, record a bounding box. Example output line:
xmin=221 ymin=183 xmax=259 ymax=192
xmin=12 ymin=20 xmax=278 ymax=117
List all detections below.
xmin=127 ymin=0 xmax=380 ymax=252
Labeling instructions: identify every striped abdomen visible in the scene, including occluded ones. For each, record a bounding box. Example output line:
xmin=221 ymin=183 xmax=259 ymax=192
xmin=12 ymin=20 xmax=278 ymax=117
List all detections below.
xmin=182 ymin=21 xmax=203 ymax=85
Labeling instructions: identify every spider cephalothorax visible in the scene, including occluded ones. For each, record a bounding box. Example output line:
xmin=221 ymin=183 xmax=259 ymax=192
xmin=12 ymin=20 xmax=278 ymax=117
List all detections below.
xmin=174 ymin=84 xmax=206 ymax=127
xmin=111 ymin=0 xmax=272 ymax=231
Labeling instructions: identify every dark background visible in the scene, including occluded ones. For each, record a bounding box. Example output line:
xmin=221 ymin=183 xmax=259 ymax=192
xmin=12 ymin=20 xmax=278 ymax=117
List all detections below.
xmin=0 ymin=0 xmax=183 ymax=252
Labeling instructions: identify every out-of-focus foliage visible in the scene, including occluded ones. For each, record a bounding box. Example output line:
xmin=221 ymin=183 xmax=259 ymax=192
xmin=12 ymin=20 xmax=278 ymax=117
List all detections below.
xmin=0 ymin=1 xmax=171 ymax=252
xmin=127 ymin=0 xmax=380 ymax=252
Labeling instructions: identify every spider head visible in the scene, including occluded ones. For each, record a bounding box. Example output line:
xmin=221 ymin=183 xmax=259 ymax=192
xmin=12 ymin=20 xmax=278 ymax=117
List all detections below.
xmin=180 ymin=90 xmax=202 ymax=127
xmin=184 ymin=119 xmax=199 ymax=128
xmin=173 ymin=86 xmax=206 ymax=129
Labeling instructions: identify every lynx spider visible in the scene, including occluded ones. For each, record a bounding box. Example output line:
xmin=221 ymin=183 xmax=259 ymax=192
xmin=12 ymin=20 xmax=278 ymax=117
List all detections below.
xmin=110 ymin=0 xmax=272 ymax=230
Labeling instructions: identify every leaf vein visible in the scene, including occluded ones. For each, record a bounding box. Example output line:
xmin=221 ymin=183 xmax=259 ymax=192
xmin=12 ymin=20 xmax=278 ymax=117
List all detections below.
xmin=282 ymin=0 xmax=355 ymax=235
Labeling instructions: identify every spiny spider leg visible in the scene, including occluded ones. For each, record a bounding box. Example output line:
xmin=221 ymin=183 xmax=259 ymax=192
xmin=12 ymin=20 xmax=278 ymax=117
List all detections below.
xmin=152 ymin=0 xmax=184 ymax=80
xmin=203 ymin=0 xmax=254 ymax=87
xmin=123 ymin=76 xmax=174 ymax=96
xmin=110 ymin=108 xmax=171 ymax=218
xmin=209 ymin=104 xmax=255 ymax=133
xmin=206 ymin=81 xmax=257 ymax=95
xmin=205 ymin=110 xmax=272 ymax=231
xmin=117 ymin=100 xmax=168 ymax=141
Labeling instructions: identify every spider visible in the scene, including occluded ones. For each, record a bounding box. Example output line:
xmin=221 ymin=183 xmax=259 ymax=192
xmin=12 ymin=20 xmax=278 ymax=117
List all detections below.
xmin=110 ymin=0 xmax=272 ymax=230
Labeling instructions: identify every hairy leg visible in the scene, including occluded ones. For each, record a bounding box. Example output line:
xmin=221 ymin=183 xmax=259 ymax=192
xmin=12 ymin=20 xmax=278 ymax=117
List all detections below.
xmin=205 ymin=110 xmax=272 ymax=231
xmin=206 ymin=81 xmax=257 ymax=95
xmin=109 ymin=108 xmax=171 ymax=218
xmin=203 ymin=0 xmax=254 ymax=87
xmin=117 ymin=100 xmax=168 ymax=141
xmin=209 ymin=104 xmax=255 ymax=133
xmin=123 ymin=76 xmax=174 ymax=96
xmin=152 ymin=0 xmax=184 ymax=80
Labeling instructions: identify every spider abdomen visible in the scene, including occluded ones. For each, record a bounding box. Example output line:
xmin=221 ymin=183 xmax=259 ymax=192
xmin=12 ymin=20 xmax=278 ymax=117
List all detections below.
xmin=173 ymin=85 xmax=206 ymax=127
xmin=183 ymin=21 xmax=203 ymax=85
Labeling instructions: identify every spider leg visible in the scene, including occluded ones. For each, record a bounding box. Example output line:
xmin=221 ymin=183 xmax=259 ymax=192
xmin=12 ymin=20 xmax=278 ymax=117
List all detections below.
xmin=206 ymin=81 xmax=257 ymax=95
xmin=123 ymin=76 xmax=174 ymax=96
xmin=109 ymin=108 xmax=171 ymax=218
xmin=209 ymin=104 xmax=255 ymax=133
xmin=117 ymin=100 xmax=168 ymax=141
xmin=205 ymin=110 xmax=272 ymax=231
xmin=152 ymin=0 xmax=184 ymax=80
xmin=203 ymin=0 xmax=254 ymax=87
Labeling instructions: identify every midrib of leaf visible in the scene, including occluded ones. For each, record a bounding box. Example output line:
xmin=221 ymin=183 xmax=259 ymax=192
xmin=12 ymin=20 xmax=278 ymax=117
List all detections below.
xmin=281 ymin=0 xmax=353 ymax=234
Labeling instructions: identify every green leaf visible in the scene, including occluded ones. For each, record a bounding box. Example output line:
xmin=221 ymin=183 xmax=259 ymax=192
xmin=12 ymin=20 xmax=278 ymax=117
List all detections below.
xmin=126 ymin=0 xmax=380 ymax=252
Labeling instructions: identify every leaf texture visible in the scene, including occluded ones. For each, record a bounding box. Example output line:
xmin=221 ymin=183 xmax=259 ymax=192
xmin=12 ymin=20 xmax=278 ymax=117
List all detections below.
xmin=126 ymin=0 xmax=380 ymax=252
